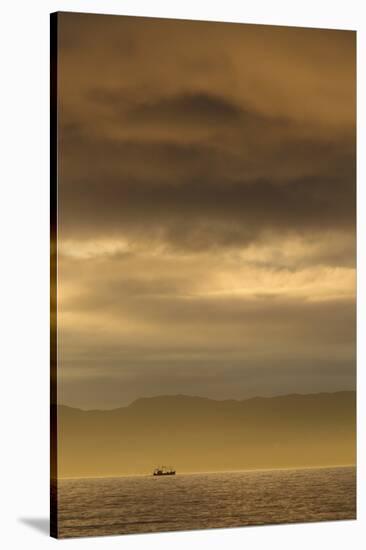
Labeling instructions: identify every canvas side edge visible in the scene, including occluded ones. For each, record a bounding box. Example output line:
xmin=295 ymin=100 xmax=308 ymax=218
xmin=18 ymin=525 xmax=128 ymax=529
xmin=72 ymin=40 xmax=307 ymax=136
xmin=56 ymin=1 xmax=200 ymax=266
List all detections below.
xmin=50 ymin=11 xmax=59 ymax=540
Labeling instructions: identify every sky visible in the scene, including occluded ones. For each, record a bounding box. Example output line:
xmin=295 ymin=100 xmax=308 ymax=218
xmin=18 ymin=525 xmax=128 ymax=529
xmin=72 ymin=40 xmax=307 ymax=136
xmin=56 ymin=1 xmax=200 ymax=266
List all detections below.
xmin=56 ymin=13 xmax=356 ymax=410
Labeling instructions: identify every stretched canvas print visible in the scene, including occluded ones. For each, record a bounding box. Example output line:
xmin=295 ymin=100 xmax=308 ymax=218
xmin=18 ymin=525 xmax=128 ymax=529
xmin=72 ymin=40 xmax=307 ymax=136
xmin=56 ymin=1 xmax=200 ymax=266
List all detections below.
xmin=50 ymin=11 xmax=356 ymax=539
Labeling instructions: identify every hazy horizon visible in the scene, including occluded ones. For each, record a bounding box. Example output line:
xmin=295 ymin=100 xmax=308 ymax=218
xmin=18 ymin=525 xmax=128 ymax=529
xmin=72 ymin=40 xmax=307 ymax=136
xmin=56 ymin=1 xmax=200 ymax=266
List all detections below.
xmin=58 ymin=464 xmax=357 ymax=480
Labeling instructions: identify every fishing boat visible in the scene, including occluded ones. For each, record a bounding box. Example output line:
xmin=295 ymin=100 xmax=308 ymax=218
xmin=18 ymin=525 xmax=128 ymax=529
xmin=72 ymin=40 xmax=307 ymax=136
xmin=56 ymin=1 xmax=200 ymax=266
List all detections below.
xmin=153 ymin=465 xmax=176 ymax=476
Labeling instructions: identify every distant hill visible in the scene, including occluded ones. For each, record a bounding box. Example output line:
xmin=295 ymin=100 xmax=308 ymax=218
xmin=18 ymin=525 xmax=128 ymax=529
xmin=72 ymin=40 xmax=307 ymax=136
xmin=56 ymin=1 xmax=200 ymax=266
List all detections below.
xmin=56 ymin=391 xmax=356 ymax=478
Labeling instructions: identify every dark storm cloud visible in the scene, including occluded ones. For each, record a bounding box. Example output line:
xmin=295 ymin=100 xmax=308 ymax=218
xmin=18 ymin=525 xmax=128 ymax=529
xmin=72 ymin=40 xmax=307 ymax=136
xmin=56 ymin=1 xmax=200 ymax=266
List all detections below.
xmin=59 ymin=166 xmax=355 ymax=252
xmin=129 ymin=92 xmax=243 ymax=122
xmin=59 ymin=102 xmax=355 ymax=255
xmin=89 ymin=89 xmax=245 ymax=125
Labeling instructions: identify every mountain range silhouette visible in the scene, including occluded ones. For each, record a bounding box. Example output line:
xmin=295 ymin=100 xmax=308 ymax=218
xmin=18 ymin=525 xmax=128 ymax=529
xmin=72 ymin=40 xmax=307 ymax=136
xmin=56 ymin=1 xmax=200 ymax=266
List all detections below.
xmin=56 ymin=391 xmax=356 ymax=477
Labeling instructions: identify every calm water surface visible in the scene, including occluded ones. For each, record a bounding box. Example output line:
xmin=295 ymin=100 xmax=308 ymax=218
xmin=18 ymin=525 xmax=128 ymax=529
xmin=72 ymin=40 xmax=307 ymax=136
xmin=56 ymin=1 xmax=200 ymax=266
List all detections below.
xmin=58 ymin=466 xmax=356 ymax=538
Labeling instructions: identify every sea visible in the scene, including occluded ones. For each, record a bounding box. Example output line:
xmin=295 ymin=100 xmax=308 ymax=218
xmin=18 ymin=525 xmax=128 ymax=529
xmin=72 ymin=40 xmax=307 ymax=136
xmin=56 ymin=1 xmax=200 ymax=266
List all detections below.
xmin=57 ymin=466 xmax=356 ymax=538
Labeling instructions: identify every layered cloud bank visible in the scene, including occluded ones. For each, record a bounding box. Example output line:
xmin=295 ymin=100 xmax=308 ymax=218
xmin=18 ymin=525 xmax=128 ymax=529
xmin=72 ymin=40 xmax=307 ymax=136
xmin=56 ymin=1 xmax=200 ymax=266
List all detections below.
xmin=57 ymin=14 xmax=356 ymax=409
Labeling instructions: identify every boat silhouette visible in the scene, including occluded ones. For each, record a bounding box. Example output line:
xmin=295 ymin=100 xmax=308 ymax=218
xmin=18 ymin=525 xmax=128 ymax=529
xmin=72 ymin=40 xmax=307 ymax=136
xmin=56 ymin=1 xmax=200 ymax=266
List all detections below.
xmin=153 ymin=465 xmax=176 ymax=476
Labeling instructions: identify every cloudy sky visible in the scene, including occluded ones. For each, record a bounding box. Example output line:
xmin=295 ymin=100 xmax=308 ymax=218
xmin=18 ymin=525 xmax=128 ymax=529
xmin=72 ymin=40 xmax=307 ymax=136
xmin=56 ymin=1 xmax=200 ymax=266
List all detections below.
xmin=56 ymin=13 xmax=356 ymax=410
